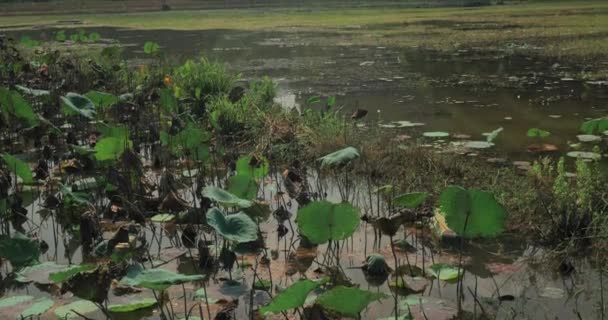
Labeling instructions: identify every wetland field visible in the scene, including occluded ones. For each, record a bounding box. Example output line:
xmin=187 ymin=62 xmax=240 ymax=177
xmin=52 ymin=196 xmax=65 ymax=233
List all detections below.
xmin=1 ymin=1 xmax=608 ymax=319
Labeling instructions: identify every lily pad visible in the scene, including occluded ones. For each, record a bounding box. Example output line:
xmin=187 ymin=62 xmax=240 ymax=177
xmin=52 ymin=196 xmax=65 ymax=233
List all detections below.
xmin=423 ymin=131 xmax=449 ymax=138
xmin=194 ymin=289 xmax=220 ymax=304
xmin=201 ymin=186 xmax=252 ymax=208
xmin=108 ymin=298 xmax=157 ymax=313
xmin=15 ymin=85 xmax=50 ymax=96
xmin=393 ymin=192 xmax=428 ymax=208
xmin=318 ymin=147 xmax=360 ymax=166
xmin=236 ymin=155 xmax=269 ymax=179
xmin=393 ymin=121 xmax=425 ymax=128
xmin=227 ymin=174 xmax=258 ymax=200
xmin=0 ymin=295 xmax=34 ymax=309
xmin=18 ymin=298 xmax=54 ymax=318
xmin=527 ymin=128 xmax=551 ymax=138
xmin=400 ymin=295 xmax=457 ymax=320
xmin=576 ymin=134 xmax=601 ymax=143
xmin=0 ymin=232 xmax=40 ymax=268
xmin=1 ymin=153 xmax=33 ymax=184
xmin=316 ymin=286 xmax=387 ymax=317
xmin=580 ymin=117 xmax=608 ymax=135
xmin=119 ymin=264 xmax=204 ymax=291
xmin=206 ymin=208 xmax=258 ymax=243
xmin=464 ymin=141 xmax=494 ymax=149
xmin=260 ymin=278 xmax=326 ymax=315
xmin=61 ymin=93 xmax=96 ymax=119
xmin=150 ymin=213 xmax=175 ymax=223
xmin=296 ymin=201 xmax=359 ymax=244
xmin=436 ymin=186 xmax=507 ymax=238
xmin=428 ymin=263 xmax=462 ymax=281
xmin=567 ymin=151 xmax=601 ymax=160
xmin=54 ymin=300 xmax=99 ymax=319
xmin=16 ymin=261 xmax=67 ymax=284
xmin=95 ymin=137 xmax=132 ymax=161
xmin=49 ymin=264 xmax=96 ymax=283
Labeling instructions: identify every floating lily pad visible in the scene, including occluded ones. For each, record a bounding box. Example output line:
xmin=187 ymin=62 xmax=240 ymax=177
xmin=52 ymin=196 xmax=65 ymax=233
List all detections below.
xmin=119 ymin=264 xmax=204 ymax=291
xmin=16 ymin=262 xmax=67 ymax=284
xmin=400 ymin=295 xmax=457 ymax=320
xmin=195 ymin=288 xmax=220 ymax=304
xmin=19 ymin=297 xmax=54 ymax=318
xmin=428 ymin=263 xmax=462 ymax=281
xmin=576 ymin=134 xmax=601 ymax=142
xmin=49 ymin=264 xmax=96 ymax=283
xmin=423 ymin=131 xmax=449 ymax=138
xmin=54 ymin=300 xmax=99 ymax=319
xmin=539 ymin=287 xmax=565 ymax=299
xmin=318 ymin=147 xmax=360 ymax=166
xmin=0 ymin=295 xmax=34 ymax=309
xmin=150 ymin=213 xmax=175 ymax=223
xmin=108 ymin=298 xmax=157 ymax=313
xmin=464 ymin=141 xmax=494 ymax=149
xmin=393 ymin=121 xmax=425 ymax=128
xmin=527 ymin=128 xmax=551 ymax=138
xmin=567 ymin=151 xmax=601 ymax=160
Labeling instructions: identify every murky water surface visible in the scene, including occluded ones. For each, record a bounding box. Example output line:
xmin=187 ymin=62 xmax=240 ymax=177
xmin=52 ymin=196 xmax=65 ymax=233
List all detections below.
xmin=2 ymin=25 xmax=608 ymax=320
xmin=9 ymin=26 xmax=608 ymax=159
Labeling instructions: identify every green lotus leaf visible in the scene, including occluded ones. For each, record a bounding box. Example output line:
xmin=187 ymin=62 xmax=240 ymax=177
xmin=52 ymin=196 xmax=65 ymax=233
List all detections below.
xmin=318 ymin=146 xmax=360 ymax=166
xmin=316 ymin=286 xmax=387 ymax=317
xmin=0 ymin=87 xmax=39 ymax=126
xmin=119 ymin=264 xmax=204 ymax=291
xmin=1 ymin=153 xmax=33 ymax=184
xmin=0 ymin=232 xmax=40 ymax=268
xmin=0 ymin=295 xmax=34 ymax=309
xmin=201 ymin=186 xmax=252 ymax=208
xmin=428 ymin=263 xmax=462 ymax=281
xmin=151 ymin=213 xmax=175 ymax=223
xmin=54 ymin=300 xmax=99 ymax=319
xmin=227 ymin=174 xmax=258 ymax=200
xmin=86 ymin=91 xmax=119 ymax=110
xmin=438 ymin=186 xmax=507 ymax=238
xmin=107 ymin=298 xmax=157 ymax=313
xmin=19 ymin=297 xmax=54 ymax=319
xmin=423 ymin=131 xmax=449 ymax=138
xmin=527 ymin=128 xmax=551 ymax=138
xmin=393 ymin=192 xmax=428 ymax=208
xmin=95 ymin=137 xmax=132 ymax=161
xmin=260 ymin=278 xmax=326 ymax=315
xmin=15 ymin=85 xmax=50 ymax=96
xmin=581 ymin=117 xmax=608 ymax=135
xmin=49 ymin=264 xmax=96 ymax=283
xmin=16 ymin=261 xmax=66 ymax=284
xmin=236 ymin=155 xmax=269 ymax=179
xmin=206 ymin=208 xmax=258 ymax=243
xmin=296 ymin=201 xmax=359 ymax=244
xmin=61 ymin=92 xmax=96 ymax=119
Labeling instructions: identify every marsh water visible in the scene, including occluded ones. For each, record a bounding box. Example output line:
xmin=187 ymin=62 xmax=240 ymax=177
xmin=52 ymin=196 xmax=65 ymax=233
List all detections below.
xmin=9 ymin=26 xmax=608 ymax=159
xmin=2 ymin=24 xmax=608 ymax=320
